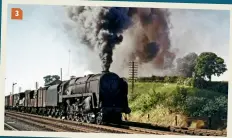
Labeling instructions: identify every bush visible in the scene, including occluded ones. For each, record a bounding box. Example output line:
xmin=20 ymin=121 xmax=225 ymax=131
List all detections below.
xmin=136 ymin=76 xmax=228 ymax=94
xmin=200 ymin=96 xmax=228 ymax=119
xmin=184 ymin=78 xmax=194 ymax=86
xmin=185 ymin=96 xmax=208 ymax=117
xmin=162 ymin=86 xmax=228 ymax=118
xmin=136 ymin=76 xmax=194 ymax=86
xmin=164 ymin=86 xmax=188 ymax=112
xmin=164 ymin=76 xmax=178 ymax=83
xmin=193 ymin=79 xmax=228 ymax=94
xmin=152 ymin=76 xmax=165 ymax=82
xmin=129 ymin=89 xmax=166 ymax=112
xmin=127 ymin=82 xmax=228 ymax=130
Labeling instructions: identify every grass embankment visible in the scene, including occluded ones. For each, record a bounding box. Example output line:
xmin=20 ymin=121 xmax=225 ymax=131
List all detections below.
xmin=126 ymin=82 xmax=227 ymax=130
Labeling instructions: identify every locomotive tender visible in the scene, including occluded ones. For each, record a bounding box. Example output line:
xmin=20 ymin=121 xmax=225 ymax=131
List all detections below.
xmin=5 ymin=71 xmax=131 ymax=124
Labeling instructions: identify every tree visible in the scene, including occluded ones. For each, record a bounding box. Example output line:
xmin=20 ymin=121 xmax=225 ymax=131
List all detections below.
xmin=43 ymin=75 xmax=61 ymax=86
xmin=176 ymin=52 xmax=198 ymax=77
xmin=194 ymin=52 xmax=227 ymax=81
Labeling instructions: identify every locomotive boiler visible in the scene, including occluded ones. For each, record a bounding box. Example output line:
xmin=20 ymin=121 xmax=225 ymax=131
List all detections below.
xmin=60 ymin=71 xmax=131 ymax=124
xmin=5 ymin=71 xmax=131 ymax=124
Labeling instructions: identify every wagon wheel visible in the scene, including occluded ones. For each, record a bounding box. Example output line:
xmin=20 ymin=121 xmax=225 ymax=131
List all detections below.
xmin=57 ymin=112 xmax=63 ymax=119
xmin=67 ymin=114 xmax=72 ymax=120
xmin=86 ymin=119 xmax=91 ymax=123
xmin=77 ymin=116 xmax=84 ymax=123
xmin=55 ymin=111 xmax=59 ymax=118
xmin=85 ymin=114 xmax=92 ymax=124
xmin=70 ymin=115 xmax=74 ymax=120
xmin=76 ymin=117 xmax=81 ymax=122
xmin=71 ymin=115 xmax=75 ymax=121
xmin=73 ymin=114 xmax=78 ymax=121
xmin=82 ymin=115 xmax=87 ymax=123
xmin=80 ymin=117 xmax=85 ymax=123
xmin=96 ymin=113 xmax=103 ymax=125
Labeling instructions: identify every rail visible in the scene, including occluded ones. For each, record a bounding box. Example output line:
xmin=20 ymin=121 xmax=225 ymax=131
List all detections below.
xmin=5 ymin=111 xmax=180 ymax=135
xmin=5 ymin=110 xmax=226 ymax=136
xmin=4 ymin=122 xmax=18 ymax=131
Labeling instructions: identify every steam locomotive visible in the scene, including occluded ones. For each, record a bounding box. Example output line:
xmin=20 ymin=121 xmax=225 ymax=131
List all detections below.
xmin=5 ymin=71 xmax=131 ymax=124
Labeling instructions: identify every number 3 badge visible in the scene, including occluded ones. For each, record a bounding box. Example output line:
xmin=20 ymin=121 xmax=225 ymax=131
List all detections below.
xmin=11 ymin=8 xmax=23 ymax=20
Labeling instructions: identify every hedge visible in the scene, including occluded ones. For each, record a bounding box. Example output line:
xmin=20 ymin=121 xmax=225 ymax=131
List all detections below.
xmin=129 ymin=76 xmax=228 ymax=94
xmin=193 ymin=79 xmax=228 ymax=94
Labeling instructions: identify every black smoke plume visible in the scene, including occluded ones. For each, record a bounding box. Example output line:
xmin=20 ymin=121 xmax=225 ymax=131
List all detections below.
xmin=65 ymin=6 xmax=175 ymax=73
xmin=66 ymin=7 xmax=132 ymax=72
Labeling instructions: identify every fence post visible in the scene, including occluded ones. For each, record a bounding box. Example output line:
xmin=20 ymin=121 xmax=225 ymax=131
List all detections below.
xmin=175 ymin=115 xmax=178 ymax=126
xmin=208 ymin=116 xmax=212 ymax=129
xmin=147 ymin=114 xmax=150 ymax=122
xmin=125 ymin=114 xmax=128 ymax=121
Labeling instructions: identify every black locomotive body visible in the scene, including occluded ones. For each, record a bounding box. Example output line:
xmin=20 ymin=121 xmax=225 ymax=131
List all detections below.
xmin=5 ymin=72 xmax=131 ymax=124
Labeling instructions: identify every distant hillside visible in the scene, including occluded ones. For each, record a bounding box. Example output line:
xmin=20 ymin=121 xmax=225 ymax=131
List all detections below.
xmin=126 ymin=82 xmax=227 ymax=130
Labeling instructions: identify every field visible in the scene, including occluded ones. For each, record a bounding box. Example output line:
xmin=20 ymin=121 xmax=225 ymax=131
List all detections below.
xmin=126 ymin=82 xmax=227 ymax=130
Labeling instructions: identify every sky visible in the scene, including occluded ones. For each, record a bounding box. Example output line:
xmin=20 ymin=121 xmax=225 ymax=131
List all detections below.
xmin=4 ymin=4 xmax=230 ymax=95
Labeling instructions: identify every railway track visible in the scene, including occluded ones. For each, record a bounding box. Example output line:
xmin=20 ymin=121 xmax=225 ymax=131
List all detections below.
xmin=4 ymin=122 xmax=19 ymax=131
xmin=5 ymin=111 xmax=180 ymax=135
xmin=121 ymin=121 xmax=227 ymax=136
xmin=5 ymin=110 xmax=226 ymax=136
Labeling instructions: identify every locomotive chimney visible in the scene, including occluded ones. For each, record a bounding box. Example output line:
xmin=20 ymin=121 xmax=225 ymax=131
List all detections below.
xmin=60 ymin=68 xmax=63 ymax=81
xmin=102 ymin=69 xmax=110 ymax=73
xmin=18 ymin=87 xmax=21 ymax=93
xmin=35 ymin=82 xmax=38 ymax=90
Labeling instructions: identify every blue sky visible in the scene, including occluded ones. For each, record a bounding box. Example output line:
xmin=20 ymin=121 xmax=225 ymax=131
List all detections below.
xmin=4 ymin=4 xmax=230 ymax=95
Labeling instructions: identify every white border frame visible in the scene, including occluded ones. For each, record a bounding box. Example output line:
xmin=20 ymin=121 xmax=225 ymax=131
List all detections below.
xmin=0 ymin=0 xmax=231 ymax=138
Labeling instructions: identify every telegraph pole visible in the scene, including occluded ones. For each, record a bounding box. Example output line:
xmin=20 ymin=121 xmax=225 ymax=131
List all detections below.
xmin=12 ymin=82 xmax=17 ymax=95
xmin=68 ymin=49 xmax=71 ymax=77
xmin=129 ymin=61 xmax=138 ymax=93
xmin=35 ymin=82 xmax=38 ymax=90
xmin=18 ymin=87 xmax=21 ymax=93
xmin=60 ymin=68 xmax=63 ymax=81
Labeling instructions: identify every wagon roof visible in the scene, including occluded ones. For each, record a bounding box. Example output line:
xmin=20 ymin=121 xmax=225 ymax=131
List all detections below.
xmin=24 ymin=90 xmax=32 ymax=94
xmin=47 ymin=84 xmax=59 ymax=92
xmin=18 ymin=91 xmax=25 ymax=94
